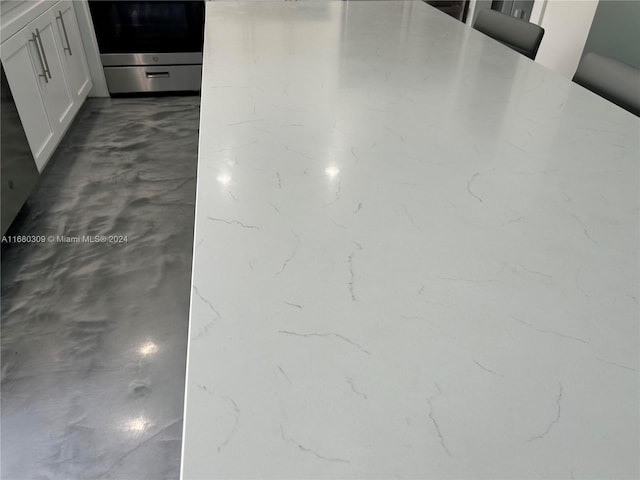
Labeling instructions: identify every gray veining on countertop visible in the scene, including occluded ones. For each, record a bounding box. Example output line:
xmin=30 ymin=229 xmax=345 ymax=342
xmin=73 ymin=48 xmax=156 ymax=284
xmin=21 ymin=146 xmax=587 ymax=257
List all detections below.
xmin=1 ymin=96 xmax=200 ymax=479
xmin=182 ymin=1 xmax=638 ymax=479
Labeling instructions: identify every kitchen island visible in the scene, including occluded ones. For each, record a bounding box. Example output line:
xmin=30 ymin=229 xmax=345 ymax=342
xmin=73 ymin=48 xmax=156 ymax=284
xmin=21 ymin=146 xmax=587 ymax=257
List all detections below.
xmin=181 ymin=1 xmax=639 ymax=478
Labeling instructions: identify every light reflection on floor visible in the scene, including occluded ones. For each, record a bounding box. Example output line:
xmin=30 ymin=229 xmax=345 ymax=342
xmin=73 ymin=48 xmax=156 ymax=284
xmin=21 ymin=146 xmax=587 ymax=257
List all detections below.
xmin=1 ymin=96 xmax=199 ymax=479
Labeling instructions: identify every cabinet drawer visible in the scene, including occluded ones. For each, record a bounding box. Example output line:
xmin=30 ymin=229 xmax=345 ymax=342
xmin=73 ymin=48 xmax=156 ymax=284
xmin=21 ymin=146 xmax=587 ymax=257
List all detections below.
xmin=103 ymin=65 xmax=202 ymax=94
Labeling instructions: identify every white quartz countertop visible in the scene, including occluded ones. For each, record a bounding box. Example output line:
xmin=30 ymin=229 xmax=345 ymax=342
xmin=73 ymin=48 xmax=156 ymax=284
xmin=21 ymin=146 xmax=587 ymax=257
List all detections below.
xmin=181 ymin=2 xmax=639 ymax=478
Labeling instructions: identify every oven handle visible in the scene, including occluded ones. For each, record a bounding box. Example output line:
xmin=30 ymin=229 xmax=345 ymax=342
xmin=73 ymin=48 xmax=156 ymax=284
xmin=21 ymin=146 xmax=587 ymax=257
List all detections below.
xmin=56 ymin=11 xmax=72 ymax=55
xmin=29 ymin=32 xmax=49 ymax=83
xmin=145 ymin=71 xmax=170 ymax=78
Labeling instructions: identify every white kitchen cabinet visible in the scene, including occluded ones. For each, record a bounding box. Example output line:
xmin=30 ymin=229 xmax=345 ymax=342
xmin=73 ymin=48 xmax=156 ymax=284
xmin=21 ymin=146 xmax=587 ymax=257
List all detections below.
xmin=0 ymin=0 xmax=92 ymax=172
xmin=1 ymin=25 xmax=57 ymax=169
xmin=51 ymin=2 xmax=91 ymax=102
xmin=30 ymin=8 xmax=75 ymax=134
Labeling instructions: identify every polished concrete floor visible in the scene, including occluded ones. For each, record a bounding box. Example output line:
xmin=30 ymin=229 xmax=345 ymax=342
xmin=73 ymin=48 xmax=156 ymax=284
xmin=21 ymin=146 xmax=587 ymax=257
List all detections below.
xmin=1 ymin=97 xmax=199 ymax=479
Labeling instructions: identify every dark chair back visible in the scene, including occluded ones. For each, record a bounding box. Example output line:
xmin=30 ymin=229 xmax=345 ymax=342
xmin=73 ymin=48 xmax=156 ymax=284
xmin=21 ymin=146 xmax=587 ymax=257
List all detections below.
xmin=474 ymin=9 xmax=544 ymax=60
xmin=573 ymin=53 xmax=640 ymax=117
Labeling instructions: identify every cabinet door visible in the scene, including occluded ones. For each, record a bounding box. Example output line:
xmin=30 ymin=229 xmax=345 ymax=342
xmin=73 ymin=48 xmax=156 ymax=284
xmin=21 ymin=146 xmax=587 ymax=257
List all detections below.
xmin=0 ymin=29 xmax=55 ymax=170
xmin=51 ymin=1 xmax=91 ymax=101
xmin=29 ymin=10 xmax=74 ymax=132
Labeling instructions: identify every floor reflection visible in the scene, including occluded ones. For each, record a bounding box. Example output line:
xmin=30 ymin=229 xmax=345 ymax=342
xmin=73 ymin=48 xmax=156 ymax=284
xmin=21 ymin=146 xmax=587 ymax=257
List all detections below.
xmin=1 ymin=96 xmax=199 ymax=479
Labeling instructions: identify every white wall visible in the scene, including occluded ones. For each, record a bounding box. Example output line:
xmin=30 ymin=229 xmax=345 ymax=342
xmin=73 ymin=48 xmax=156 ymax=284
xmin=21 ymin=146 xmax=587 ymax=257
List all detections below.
xmin=529 ymin=0 xmax=547 ymax=24
xmin=535 ymin=0 xmax=599 ymax=78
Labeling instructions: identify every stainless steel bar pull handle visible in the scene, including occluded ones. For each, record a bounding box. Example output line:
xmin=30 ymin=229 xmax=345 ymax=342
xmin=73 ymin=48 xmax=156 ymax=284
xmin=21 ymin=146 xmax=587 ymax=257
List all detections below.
xmin=146 ymin=72 xmax=170 ymax=78
xmin=34 ymin=29 xmax=52 ymax=79
xmin=29 ymin=33 xmax=49 ymax=83
xmin=56 ymin=11 xmax=72 ymax=55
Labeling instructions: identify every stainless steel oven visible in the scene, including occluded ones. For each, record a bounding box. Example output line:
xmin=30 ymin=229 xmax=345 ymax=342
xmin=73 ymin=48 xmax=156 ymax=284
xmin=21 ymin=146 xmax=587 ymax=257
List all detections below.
xmin=88 ymin=1 xmax=205 ymax=94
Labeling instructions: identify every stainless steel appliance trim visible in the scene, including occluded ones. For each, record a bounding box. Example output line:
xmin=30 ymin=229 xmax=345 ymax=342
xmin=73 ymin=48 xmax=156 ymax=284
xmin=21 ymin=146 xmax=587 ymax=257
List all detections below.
xmin=102 ymin=65 xmax=202 ymax=93
xmin=29 ymin=33 xmax=48 ymax=83
xmin=34 ymin=28 xmax=51 ymax=79
xmin=56 ymin=10 xmax=72 ymax=55
xmin=100 ymin=52 xmax=202 ymax=67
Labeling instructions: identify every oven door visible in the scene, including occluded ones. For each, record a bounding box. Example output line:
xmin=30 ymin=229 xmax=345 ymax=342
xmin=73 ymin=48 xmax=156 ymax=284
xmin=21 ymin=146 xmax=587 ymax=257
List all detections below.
xmin=88 ymin=1 xmax=204 ymax=66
